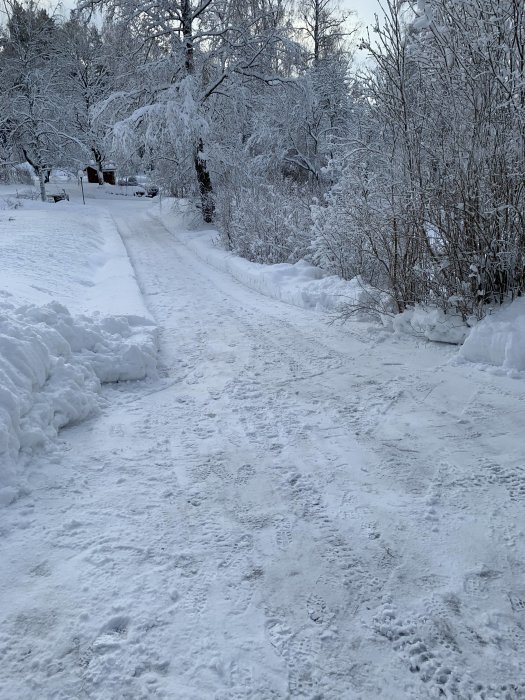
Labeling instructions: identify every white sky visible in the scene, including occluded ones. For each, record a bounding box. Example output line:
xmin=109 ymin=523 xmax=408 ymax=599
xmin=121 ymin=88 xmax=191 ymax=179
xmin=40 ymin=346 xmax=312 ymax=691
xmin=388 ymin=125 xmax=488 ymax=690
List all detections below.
xmin=55 ymin=0 xmax=382 ymax=25
xmin=344 ymin=0 xmax=382 ymax=28
xmin=53 ymin=0 xmax=383 ymax=42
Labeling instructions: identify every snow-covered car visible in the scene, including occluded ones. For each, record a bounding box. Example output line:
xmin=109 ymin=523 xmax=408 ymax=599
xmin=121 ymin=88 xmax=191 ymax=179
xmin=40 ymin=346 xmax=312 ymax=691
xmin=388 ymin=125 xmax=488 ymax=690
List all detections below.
xmin=118 ymin=175 xmax=159 ymax=197
xmin=50 ymin=169 xmax=74 ymax=183
xmin=117 ymin=176 xmax=138 ymax=187
xmin=47 ymin=189 xmax=70 ymax=203
xmin=134 ymin=182 xmax=159 ymax=198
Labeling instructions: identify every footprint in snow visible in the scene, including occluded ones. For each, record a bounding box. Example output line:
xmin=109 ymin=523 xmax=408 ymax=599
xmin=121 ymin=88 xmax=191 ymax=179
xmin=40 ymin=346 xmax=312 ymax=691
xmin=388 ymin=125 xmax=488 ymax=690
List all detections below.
xmin=91 ymin=615 xmax=130 ymax=653
xmin=509 ymin=593 xmax=525 ymax=613
xmin=463 ymin=568 xmax=502 ymax=599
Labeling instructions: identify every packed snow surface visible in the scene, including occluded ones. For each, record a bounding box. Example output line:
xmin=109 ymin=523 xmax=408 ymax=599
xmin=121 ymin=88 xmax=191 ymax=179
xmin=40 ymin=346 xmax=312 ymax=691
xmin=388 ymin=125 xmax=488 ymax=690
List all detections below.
xmin=0 ymin=187 xmax=524 ymax=699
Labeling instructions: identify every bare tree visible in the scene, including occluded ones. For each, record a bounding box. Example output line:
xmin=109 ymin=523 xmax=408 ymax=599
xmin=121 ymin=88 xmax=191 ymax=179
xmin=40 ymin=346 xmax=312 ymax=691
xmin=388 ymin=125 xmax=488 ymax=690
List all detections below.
xmin=297 ymin=0 xmax=355 ymax=64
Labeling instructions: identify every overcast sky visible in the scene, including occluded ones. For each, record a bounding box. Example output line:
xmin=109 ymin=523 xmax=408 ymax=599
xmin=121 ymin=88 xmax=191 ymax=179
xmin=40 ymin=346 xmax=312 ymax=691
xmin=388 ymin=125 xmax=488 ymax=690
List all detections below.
xmin=54 ymin=1 xmax=382 ymax=24
xmin=344 ymin=0 xmax=381 ymax=28
xmin=53 ymin=0 xmax=382 ymax=38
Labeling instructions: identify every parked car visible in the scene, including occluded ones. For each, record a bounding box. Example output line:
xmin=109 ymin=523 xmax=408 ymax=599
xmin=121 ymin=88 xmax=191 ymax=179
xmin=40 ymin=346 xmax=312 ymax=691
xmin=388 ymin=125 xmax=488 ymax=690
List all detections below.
xmin=118 ymin=175 xmax=159 ymax=197
xmin=117 ymin=176 xmax=138 ymax=187
xmin=134 ymin=182 xmax=159 ymax=198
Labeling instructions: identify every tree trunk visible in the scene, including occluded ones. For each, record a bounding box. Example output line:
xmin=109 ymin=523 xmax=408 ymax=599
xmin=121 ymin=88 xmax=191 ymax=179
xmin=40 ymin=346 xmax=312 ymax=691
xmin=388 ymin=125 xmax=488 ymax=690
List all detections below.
xmin=183 ymin=2 xmax=212 ymax=220
xmin=37 ymin=167 xmax=46 ymax=202
xmin=22 ymin=148 xmax=46 ymax=201
xmin=182 ymin=0 xmax=194 ymax=74
xmin=93 ymin=150 xmax=105 ymax=185
xmin=194 ymin=139 xmax=214 ymax=223
xmin=313 ymin=0 xmax=320 ymax=63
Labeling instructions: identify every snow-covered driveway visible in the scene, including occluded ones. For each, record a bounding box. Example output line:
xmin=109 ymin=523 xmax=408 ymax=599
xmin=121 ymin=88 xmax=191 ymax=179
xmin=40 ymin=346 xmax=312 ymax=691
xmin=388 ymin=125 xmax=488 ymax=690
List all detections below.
xmin=1 ymin=206 xmax=524 ymax=699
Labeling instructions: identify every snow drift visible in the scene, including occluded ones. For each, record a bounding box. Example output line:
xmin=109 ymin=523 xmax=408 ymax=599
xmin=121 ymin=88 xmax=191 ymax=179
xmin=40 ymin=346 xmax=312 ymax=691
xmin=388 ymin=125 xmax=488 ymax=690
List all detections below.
xmin=459 ymin=297 xmax=525 ymax=374
xmin=0 ymin=301 xmax=157 ymax=503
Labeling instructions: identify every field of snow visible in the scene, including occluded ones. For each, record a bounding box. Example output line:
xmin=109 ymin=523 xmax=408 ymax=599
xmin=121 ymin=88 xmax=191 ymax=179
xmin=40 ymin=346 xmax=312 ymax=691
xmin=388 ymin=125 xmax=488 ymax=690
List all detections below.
xmin=0 ymin=186 xmax=524 ymax=699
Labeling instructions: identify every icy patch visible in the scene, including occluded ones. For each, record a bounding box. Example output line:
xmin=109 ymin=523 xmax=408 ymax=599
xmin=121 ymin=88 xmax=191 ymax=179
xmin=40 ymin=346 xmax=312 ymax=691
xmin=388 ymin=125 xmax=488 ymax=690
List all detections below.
xmin=459 ymin=298 xmax=525 ymax=374
xmin=0 ymin=300 xmax=157 ymax=499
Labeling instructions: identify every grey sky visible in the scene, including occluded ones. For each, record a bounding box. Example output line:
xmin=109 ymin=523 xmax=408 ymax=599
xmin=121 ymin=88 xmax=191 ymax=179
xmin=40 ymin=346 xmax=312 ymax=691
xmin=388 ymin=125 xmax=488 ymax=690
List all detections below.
xmin=56 ymin=0 xmax=381 ymax=25
xmin=343 ymin=0 xmax=381 ymax=29
xmin=54 ymin=0 xmax=383 ymax=37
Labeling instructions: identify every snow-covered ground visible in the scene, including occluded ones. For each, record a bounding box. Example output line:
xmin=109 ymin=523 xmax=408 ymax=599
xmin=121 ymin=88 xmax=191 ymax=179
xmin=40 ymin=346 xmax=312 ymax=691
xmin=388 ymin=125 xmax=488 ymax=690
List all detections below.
xmin=157 ymin=210 xmax=382 ymax=314
xmin=0 ymin=191 xmax=157 ymax=502
xmin=0 ymin=185 xmax=524 ymax=699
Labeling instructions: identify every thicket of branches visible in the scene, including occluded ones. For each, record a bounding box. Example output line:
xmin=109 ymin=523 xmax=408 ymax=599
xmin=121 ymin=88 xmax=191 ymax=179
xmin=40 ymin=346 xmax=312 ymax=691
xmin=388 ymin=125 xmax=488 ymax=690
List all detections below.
xmin=353 ymin=0 xmax=525 ymax=317
xmin=0 ymin=0 xmax=523 ymax=318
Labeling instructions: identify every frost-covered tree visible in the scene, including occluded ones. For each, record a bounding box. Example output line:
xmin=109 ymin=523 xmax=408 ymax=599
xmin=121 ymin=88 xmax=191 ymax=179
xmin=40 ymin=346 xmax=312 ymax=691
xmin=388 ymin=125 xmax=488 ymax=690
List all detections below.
xmin=415 ymin=0 xmax=525 ymax=313
xmin=214 ymin=0 xmax=357 ymax=261
xmin=56 ymin=20 xmax=121 ymax=183
xmin=76 ymin=0 xmax=298 ymax=222
xmin=0 ymin=1 xmax=63 ymax=199
xmin=325 ymin=0 xmax=525 ymax=317
xmin=298 ymin=0 xmax=354 ymax=64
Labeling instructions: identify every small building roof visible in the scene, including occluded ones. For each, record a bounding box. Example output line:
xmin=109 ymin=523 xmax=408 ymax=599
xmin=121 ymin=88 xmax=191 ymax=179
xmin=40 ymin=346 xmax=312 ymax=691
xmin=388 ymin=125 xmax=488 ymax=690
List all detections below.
xmin=85 ymin=164 xmax=117 ymax=172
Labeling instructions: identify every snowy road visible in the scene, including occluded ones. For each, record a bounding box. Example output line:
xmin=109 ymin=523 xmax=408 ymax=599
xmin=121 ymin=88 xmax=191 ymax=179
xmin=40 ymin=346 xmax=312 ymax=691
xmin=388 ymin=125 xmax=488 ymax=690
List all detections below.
xmin=1 ymin=206 xmax=525 ymax=699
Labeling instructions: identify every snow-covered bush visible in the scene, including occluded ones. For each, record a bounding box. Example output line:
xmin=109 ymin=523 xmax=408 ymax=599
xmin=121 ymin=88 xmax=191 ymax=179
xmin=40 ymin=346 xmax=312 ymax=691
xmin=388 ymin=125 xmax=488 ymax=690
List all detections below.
xmin=0 ymin=197 xmax=21 ymax=210
xmin=218 ymin=181 xmax=312 ymax=265
xmin=0 ymin=164 xmax=34 ymax=185
xmin=309 ymin=151 xmax=388 ymax=288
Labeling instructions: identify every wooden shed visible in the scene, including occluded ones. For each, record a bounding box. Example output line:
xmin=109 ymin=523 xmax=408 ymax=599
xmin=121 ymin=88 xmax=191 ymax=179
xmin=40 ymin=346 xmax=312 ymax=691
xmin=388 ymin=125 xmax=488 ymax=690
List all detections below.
xmin=84 ymin=164 xmax=116 ymax=185
xmin=103 ymin=166 xmax=116 ymax=185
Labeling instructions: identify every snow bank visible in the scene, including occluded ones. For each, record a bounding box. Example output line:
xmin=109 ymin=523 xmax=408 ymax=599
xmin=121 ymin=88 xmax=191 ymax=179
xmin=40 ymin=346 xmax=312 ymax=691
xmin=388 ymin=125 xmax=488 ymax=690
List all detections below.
xmin=458 ymin=297 xmax=525 ymax=374
xmin=392 ymin=299 xmax=525 ymax=372
xmin=186 ymin=235 xmax=372 ymax=311
xmin=0 ymin=195 xmax=158 ymax=501
xmin=155 ymin=207 xmax=381 ymax=314
xmin=391 ymin=306 xmax=469 ymax=345
xmin=0 ymin=302 xmax=156 ymax=503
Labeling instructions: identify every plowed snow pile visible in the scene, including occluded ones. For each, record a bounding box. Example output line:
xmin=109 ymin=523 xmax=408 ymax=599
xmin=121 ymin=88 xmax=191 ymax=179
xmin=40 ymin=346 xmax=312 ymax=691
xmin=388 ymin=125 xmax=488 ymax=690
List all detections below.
xmin=459 ymin=297 xmax=525 ymax=374
xmin=0 ymin=201 xmax=156 ymax=501
xmin=155 ymin=204 xmax=384 ymax=314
